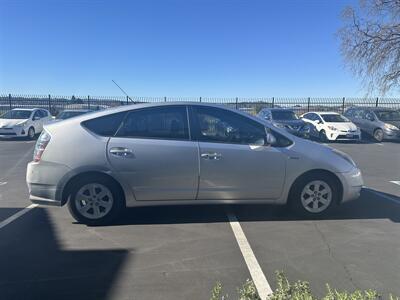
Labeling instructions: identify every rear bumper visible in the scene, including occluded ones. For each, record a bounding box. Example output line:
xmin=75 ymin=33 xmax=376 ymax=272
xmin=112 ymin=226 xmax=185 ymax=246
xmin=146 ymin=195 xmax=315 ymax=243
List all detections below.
xmin=26 ymin=161 xmax=71 ymax=206
xmin=337 ymin=168 xmax=363 ymax=203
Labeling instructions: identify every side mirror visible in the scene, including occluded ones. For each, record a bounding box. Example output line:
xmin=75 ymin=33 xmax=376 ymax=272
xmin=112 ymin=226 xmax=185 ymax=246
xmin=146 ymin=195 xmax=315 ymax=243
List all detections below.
xmin=265 ymin=132 xmax=277 ymax=145
xmin=33 ymin=116 xmax=40 ymax=121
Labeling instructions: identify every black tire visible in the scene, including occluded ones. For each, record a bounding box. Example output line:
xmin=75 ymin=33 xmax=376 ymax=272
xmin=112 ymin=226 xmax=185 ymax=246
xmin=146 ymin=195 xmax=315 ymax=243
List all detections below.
xmin=289 ymin=173 xmax=339 ymax=218
xmin=319 ymin=130 xmax=328 ymax=142
xmin=27 ymin=127 xmax=35 ymax=140
xmin=373 ymin=128 xmax=384 ymax=142
xmin=67 ymin=176 xmax=124 ymax=225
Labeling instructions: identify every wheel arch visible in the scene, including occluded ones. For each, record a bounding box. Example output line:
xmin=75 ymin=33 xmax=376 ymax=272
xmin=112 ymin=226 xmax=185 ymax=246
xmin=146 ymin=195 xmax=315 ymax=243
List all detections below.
xmin=288 ymin=169 xmax=343 ymax=204
xmin=61 ymin=171 xmax=126 ymax=206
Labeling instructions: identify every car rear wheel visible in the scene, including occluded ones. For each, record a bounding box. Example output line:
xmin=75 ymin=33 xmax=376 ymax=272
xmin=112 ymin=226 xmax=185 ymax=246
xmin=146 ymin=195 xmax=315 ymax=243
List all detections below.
xmin=67 ymin=177 xmax=124 ymax=225
xmin=373 ymin=128 xmax=384 ymax=142
xmin=289 ymin=173 xmax=339 ymax=217
xmin=27 ymin=127 xmax=35 ymax=140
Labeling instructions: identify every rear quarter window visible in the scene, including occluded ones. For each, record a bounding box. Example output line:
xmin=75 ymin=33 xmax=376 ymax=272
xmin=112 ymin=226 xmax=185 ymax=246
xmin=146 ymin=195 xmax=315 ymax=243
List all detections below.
xmin=82 ymin=112 xmax=126 ymax=136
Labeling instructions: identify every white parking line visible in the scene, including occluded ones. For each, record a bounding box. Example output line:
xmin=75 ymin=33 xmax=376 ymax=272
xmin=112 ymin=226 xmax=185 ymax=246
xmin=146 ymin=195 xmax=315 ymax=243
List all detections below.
xmin=0 ymin=204 xmax=38 ymax=229
xmin=0 ymin=182 xmax=7 ymax=186
xmin=390 ymin=181 xmax=400 ymax=186
xmin=226 ymin=210 xmax=272 ymax=299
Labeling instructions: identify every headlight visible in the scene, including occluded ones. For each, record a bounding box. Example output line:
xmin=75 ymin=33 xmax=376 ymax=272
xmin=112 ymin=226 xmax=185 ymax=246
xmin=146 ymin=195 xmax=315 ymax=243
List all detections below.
xmin=15 ymin=121 xmax=27 ymax=127
xmin=327 ymin=125 xmax=338 ymax=131
xmin=384 ymin=123 xmax=399 ymax=130
xmin=332 ymin=148 xmax=356 ymax=167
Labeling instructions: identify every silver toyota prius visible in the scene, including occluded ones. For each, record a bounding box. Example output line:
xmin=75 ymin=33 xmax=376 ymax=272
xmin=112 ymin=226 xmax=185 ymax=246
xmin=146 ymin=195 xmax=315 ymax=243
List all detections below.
xmin=26 ymin=103 xmax=363 ymax=225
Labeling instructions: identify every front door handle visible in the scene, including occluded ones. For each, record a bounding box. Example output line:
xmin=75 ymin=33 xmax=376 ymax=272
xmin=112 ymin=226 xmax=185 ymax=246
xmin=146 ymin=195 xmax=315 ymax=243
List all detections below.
xmin=201 ymin=152 xmax=222 ymax=160
xmin=109 ymin=147 xmax=134 ymax=158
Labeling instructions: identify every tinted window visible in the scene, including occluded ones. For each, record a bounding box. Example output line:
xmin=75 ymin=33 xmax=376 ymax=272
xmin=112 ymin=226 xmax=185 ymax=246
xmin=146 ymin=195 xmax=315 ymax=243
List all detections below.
xmin=83 ymin=112 xmax=126 ymax=136
xmin=116 ymin=106 xmax=189 ymax=140
xmin=40 ymin=110 xmax=49 ymax=117
xmin=344 ymin=109 xmax=354 ymax=117
xmin=375 ymin=110 xmax=400 ymax=121
xmin=354 ymin=109 xmax=365 ymax=119
xmin=302 ymin=113 xmax=312 ymax=120
xmin=192 ymin=106 xmax=266 ymax=145
xmin=33 ymin=110 xmax=41 ymax=119
xmin=271 ymin=110 xmax=298 ymax=121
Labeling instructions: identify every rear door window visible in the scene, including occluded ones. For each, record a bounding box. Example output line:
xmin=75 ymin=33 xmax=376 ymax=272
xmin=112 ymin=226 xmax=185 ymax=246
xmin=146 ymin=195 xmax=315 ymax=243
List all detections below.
xmin=115 ymin=106 xmax=189 ymax=140
xmin=82 ymin=112 xmax=127 ymax=136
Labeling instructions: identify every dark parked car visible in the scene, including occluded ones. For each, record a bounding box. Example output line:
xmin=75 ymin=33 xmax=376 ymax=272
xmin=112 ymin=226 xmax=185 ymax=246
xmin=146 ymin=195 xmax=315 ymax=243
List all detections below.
xmin=257 ymin=108 xmax=310 ymax=138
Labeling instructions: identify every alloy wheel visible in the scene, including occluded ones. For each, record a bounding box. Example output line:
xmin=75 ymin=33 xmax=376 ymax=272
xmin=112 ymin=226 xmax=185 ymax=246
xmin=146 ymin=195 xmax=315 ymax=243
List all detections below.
xmin=75 ymin=183 xmax=114 ymax=219
xmin=300 ymin=180 xmax=332 ymax=213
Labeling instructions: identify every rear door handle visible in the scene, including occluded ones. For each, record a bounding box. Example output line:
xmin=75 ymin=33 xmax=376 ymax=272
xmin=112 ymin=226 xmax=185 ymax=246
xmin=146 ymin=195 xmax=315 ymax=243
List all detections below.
xmin=201 ymin=152 xmax=222 ymax=160
xmin=109 ymin=147 xmax=134 ymax=158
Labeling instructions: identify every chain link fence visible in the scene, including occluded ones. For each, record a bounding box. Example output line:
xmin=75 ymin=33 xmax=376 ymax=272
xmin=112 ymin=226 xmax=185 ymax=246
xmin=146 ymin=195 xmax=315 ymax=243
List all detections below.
xmin=1 ymin=94 xmax=399 ymax=116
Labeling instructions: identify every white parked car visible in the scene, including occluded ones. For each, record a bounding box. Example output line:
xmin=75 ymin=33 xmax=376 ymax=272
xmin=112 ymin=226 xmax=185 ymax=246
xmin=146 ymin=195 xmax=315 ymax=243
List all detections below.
xmin=301 ymin=112 xmax=361 ymax=142
xmin=0 ymin=108 xmax=52 ymax=139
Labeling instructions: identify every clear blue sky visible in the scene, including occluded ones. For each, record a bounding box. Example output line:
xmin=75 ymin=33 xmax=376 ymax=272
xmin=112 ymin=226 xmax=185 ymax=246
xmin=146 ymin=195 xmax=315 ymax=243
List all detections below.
xmin=1 ymin=0 xmax=371 ymax=98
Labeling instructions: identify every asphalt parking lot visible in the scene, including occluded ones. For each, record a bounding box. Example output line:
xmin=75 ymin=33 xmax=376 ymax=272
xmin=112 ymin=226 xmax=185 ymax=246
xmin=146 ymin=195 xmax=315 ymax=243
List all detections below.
xmin=0 ymin=138 xmax=399 ymax=300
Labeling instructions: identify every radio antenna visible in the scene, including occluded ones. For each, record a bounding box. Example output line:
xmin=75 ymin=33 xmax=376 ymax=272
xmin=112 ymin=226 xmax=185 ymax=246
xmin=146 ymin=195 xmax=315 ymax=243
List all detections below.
xmin=112 ymin=80 xmax=134 ymax=102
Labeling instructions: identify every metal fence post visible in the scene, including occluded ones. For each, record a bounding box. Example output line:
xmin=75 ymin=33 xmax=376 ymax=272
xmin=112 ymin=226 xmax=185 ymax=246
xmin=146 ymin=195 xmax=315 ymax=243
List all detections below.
xmin=8 ymin=94 xmax=12 ymax=110
xmin=342 ymin=97 xmax=345 ymax=113
xmin=235 ymin=97 xmax=238 ymax=109
xmin=307 ymin=97 xmax=311 ymax=112
xmin=199 ymin=97 xmax=202 ymax=103
xmin=87 ymin=95 xmax=91 ymax=109
xmin=272 ymin=97 xmax=275 ymax=108
xmin=126 ymin=96 xmax=129 ymax=105
xmin=376 ymin=97 xmax=379 ymax=107
xmin=164 ymin=96 xmax=167 ymax=102
xmin=48 ymin=94 xmax=51 ymax=112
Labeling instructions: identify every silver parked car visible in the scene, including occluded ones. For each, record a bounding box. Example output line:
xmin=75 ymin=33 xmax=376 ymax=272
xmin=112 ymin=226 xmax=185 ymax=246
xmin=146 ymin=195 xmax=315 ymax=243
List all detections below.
xmin=27 ymin=103 xmax=363 ymax=225
xmin=344 ymin=107 xmax=400 ymax=142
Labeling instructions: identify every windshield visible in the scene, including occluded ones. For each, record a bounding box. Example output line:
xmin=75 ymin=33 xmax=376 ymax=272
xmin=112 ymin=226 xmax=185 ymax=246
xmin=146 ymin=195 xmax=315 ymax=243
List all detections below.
xmin=57 ymin=111 xmax=88 ymax=120
xmin=0 ymin=110 xmax=32 ymax=119
xmin=271 ymin=111 xmax=298 ymax=121
xmin=321 ymin=114 xmax=349 ymax=123
xmin=375 ymin=110 xmax=400 ymax=121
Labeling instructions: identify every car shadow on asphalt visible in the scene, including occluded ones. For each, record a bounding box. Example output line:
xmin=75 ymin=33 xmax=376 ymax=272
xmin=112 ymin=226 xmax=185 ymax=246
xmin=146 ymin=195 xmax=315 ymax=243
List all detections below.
xmin=114 ymin=188 xmax=400 ymax=226
xmin=0 ymin=207 xmax=129 ymax=300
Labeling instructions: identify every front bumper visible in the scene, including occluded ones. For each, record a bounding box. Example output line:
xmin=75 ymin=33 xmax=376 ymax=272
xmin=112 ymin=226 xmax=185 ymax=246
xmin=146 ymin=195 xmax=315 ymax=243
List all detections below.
xmin=383 ymin=128 xmax=400 ymax=140
xmin=26 ymin=161 xmax=71 ymax=206
xmin=326 ymin=130 xmax=361 ymax=141
xmin=0 ymin=126 xmax=28 ymax=138
xmin=337 ymin=167 xmax=363 ymax=203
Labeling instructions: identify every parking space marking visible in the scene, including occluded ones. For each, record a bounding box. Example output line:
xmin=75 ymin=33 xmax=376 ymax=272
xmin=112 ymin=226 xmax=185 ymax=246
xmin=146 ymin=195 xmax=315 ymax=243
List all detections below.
xmin=226 ymin=210 xmax=273 ymax=299
xmin=0 ymin=182 xmax=7 ymax=186
xmin=390 ymin=181 xmax=400 ymax=186
xmin=0 ymin=204 xmax=38 ymax=229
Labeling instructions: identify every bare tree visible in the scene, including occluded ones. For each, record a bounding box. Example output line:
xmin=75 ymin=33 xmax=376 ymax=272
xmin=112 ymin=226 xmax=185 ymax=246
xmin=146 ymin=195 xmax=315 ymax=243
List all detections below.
xmin=339 ymin=0 xmax=400 ymax=95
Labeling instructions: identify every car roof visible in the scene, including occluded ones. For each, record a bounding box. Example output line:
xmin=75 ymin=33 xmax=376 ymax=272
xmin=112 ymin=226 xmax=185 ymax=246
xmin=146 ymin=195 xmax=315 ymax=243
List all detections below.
xmin=347 ymin=106 xmax=397 ymax=111
xmin=11 ymin=108 xmax=37 ymax=111
xmin=260 ymin=108 xmax=294 ymax=112
xmin=306 ymin=111 xmax=340 ymax=115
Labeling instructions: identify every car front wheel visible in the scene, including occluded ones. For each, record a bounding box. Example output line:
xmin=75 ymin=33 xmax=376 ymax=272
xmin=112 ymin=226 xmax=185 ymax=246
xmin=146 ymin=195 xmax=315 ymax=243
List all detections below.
xmin=27 ymin=127 xmax=35 ymax=140
xmin=67 ymin=177 xmax=124 ymax=225
xmin=373 ymin=128 xmax=384 ymax=142
xmin=289 ymin=173 xmax=339 ymax=217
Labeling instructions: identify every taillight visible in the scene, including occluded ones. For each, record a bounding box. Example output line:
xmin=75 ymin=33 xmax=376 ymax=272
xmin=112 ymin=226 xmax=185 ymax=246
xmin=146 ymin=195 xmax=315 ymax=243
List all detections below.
xmin=33 ymin=130 xmax=51 ymax=162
